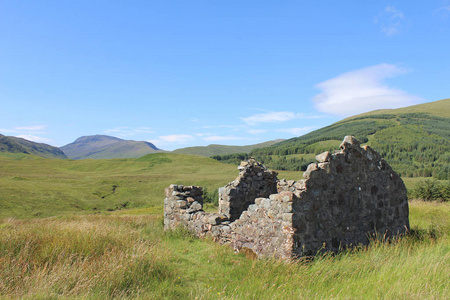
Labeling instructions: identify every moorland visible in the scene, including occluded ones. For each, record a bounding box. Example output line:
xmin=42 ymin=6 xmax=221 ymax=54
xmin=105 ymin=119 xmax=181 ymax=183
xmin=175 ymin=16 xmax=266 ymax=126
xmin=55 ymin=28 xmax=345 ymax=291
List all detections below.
xmin=0 ymin=99 xmax=449 ymax=299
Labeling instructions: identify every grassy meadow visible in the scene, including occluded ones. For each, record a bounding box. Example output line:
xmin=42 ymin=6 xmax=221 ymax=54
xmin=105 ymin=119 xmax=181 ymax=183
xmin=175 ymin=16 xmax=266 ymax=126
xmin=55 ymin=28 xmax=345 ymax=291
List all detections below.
xmin=0 ymin=152 xmax=449 ymax=299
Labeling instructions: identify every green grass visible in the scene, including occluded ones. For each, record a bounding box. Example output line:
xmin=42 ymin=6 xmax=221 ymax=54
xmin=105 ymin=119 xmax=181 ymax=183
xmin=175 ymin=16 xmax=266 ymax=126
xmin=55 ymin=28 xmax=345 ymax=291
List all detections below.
xmin=0 ymin=151 xmax=441 ymax=219
xmin=0 ymin=153 xmax=238 ymax=218
xmin=0 ymin=201 xmax=448 ymax=299
xmin=172 ymin=139 xmax=284 ymax=157
xmin=346 ymin=98 xmax=450 ymax=119
xmin=0 ymin=152 xmax=449 ymax=298
xmin=0 ymin=152 xmax=305 ymax=219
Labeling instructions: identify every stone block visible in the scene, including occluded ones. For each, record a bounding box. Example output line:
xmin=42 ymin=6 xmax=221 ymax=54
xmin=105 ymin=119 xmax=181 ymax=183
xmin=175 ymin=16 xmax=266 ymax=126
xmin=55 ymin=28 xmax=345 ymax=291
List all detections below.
xmin=176 ymin=200 xmax=187 ymax=209
xmin=316 ymin=151 xmax=332 ymax=163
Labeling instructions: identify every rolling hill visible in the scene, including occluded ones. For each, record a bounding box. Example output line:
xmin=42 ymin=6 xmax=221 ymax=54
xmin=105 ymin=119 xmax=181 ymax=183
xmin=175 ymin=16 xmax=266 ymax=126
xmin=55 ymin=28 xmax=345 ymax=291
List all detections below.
xmin=0 ymin=151 xmax=447 ymax=299
xmin=172 ymin=139 xmax=284 ymax=156
xmin=0 ymin=134 xmax=67 ymax=159
xmin=226 ymin=98 xmax=450 ymax=179
xmin=61 ymin=135 xmax=163 ymax=159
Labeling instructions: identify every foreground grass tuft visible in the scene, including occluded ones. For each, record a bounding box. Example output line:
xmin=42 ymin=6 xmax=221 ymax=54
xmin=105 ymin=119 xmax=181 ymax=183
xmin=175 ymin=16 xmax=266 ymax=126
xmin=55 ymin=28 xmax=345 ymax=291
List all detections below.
xmin=0 ymin=201 xmax=448 ymax=299
xmin=0 ymin=215 xmax=176 ymax=298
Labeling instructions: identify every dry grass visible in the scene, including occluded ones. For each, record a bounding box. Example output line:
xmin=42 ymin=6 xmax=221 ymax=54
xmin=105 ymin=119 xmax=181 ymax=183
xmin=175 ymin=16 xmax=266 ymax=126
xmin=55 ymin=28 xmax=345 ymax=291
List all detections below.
xmin=0 ymin=201 xmax=448 ymax=299
xmin=0 ymin=215 xmax=176 ymax=298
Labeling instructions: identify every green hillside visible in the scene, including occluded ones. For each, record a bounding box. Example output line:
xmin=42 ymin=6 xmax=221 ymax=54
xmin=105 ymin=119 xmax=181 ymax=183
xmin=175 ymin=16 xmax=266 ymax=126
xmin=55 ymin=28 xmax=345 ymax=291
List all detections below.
xmin=172 ymin=139 xmax=284 ymax=157
xmin=245 ymin=98 xmax=450 ymax=179
xmin=0 ymin=134 xmax=67 ymax=159
xmin=61 ymin=135 xmax=163 ymax=159
xmin=0 ymin=152 xmax=299 ymax=219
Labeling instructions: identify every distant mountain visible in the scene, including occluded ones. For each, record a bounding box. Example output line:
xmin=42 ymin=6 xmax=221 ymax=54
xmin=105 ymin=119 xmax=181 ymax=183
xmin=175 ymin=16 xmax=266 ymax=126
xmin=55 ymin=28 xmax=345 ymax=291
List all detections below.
xmin=0 ymin=134 xmax=67 ymax=159
xmin=248 ymin=98 xmax=450 ymax=179
xmin=172 ymin=139 xmax=285 ymax=157
xmin=61 ymin=135 xmax=162 ymax=159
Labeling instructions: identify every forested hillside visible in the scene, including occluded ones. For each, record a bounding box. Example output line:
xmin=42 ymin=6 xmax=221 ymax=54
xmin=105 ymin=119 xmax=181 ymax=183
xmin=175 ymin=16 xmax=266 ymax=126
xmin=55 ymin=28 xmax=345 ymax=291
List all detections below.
xmin=214 ymin=99 xmax=450 ymax=179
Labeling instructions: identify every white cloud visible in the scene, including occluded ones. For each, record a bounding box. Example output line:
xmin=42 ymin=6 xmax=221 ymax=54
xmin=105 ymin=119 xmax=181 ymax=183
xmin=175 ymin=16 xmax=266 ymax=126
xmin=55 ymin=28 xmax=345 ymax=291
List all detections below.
xmin=242 ymin=111 xmax=325 ymax=126
xmin=202 ymin=124 xmax=246 ymax=130
xmin=202 ymin=135 xmax=243 ymax=142
xmin=295 ymin=113 xmax=325 ymax=120
xmin=277 ymin=127 xmax=317 ymax=136
xmin=14 ymin=125 xmax=47 ymax=131
xmin=158 ymin=134 xmax=194 ymax=143
xmin=1 ymin=125 xmax=48 ymax=139
xmin=247 ymin=129 xmax=267 ymax=135
xmin=16 ymin=135 xmax=52 ymax=144
xmin=0 ymin=128 xmax=16 ymax=133
xmin=195 ymin=133 xmax=212 ymax=137
xmin=434 ymin=5 xmax=450 ymax=18
xmin=242 ymin=111 xmax=296 ymax=125
xmin=375 ymin=6 xmax=405 ymax=36
xmin=147 ymin=134 xmax=195 ymax=149
xmin=313 ymin=64 xmax=422 ymax=117
xmin=104 ymin=127 xmax=154 ymax=137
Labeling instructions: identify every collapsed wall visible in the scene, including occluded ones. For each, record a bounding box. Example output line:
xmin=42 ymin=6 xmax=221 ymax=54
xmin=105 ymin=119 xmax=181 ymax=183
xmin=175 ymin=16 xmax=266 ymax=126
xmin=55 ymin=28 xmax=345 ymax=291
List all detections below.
xmin=218 ymin=159 xmax=278 ymax=221
xmin=163 ymin=136 xmax=410 ymax=259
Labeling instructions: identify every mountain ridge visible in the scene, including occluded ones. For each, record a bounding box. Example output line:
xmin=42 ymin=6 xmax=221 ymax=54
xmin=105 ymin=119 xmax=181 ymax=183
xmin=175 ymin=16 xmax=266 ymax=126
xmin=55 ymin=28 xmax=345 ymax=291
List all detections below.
xmin=0 ymin=134 xmax=67 ymax=159
xmin=61 ymin=135 xmax=162 ymax=159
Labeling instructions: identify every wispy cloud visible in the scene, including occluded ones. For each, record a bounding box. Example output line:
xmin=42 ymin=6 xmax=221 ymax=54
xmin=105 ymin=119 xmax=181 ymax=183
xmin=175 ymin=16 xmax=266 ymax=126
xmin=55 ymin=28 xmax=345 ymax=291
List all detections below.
xmin=242 ymin=111 xmax=295 ymax=125
xmin=242 ymin=112 xmax=323 ymax=125
xmin=313 ymin=64 xmax=422 ymax=117
xmin=148 ymin=134 xmax=194 ymax=145
xmin=14 ymin=125 xmax=47 ymax=131
xmin=1 ymin=125 xmax=48 ymax=141
xmin=247 ymin=129 xmax=267 ymax=135
xmin=203 ymin=135 xmax=243 ymax=142
xmin=201 ymin=124 xmax=246 ymax=130
xmin=104 ymin=127 xmax=154 ymax=137
xmin=0 ymin=128 xmax=16 ymax=134
xmin=16 ymin=135 xmax=51 ymax=143
xmin=375 ymin=6 xmax=405 ymax=36
xmin=434 ymin=5 xmax=450 ymax=18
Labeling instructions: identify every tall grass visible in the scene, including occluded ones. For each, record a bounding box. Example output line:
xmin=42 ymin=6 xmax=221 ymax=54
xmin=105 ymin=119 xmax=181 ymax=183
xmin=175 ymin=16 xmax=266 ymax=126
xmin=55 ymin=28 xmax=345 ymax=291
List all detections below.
xmin=1 ymin=201 xmax=448 ymax=299
xmin=0 ymin=215 xmax=176 ymax=298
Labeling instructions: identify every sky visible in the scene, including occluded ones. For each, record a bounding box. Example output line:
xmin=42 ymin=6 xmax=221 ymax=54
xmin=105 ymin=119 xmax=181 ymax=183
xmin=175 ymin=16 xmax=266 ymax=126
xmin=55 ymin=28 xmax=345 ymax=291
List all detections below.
xmin=1 ymin=1 xmax=449 ymax=150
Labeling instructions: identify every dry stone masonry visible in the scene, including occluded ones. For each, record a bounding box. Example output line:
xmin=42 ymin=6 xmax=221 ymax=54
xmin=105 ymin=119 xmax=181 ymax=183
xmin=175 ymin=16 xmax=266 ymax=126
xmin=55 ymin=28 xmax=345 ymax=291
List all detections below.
xmin=163 ymin=136 xmax=410 ymax=259
xmin=218 ymin=159 xmax=278 ymax=221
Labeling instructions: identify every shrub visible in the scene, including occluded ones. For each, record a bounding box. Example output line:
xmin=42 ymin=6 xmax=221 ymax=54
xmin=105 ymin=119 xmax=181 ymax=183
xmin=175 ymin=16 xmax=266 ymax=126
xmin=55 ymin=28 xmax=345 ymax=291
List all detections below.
xmin=412 ymin=179 xmax=449 ymax=201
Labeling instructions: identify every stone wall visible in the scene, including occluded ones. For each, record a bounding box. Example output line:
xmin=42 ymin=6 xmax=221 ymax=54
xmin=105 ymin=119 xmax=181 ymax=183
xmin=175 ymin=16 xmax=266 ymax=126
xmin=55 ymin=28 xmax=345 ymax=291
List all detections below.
xmin=291 ymin=136 xmax=409 ymax=255
xmin=163 ymin=136 xmax=410 ymax=259
xmin=163 ymin=185 xmax=204 ymax=230
xmin=229 ymin=191 xmax=295 ymax=258
xmin=218 ymin=159 xmax=278 ymax=221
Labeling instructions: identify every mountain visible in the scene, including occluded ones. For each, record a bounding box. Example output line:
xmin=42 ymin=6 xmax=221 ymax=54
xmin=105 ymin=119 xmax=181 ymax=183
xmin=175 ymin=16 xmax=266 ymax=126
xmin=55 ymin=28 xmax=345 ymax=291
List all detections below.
xmin=61 ymin=135 xmax=162 ymax=159
xmin=0 ymin=134 xmax=67 ymax=159
xmin=172 ymin=139 xmax=285 ymax=157
xmin=239 ymin=98 xmax=449 ymax=179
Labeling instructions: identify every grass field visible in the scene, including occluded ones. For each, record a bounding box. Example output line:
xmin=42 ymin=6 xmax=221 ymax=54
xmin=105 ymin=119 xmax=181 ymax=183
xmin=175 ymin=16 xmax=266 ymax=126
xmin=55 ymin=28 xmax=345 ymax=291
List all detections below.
xmin=0 ymin=152 xmax=301 ymax=219
xmin=0 ymin=201 xmax=448 ymax=299
xmin=0 ymin=153 xmax=449 ymax=299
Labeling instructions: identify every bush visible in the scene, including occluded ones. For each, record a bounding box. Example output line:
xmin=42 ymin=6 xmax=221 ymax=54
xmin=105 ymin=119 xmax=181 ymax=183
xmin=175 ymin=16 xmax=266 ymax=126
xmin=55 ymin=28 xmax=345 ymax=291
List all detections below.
xmin=412 ymin=179 xmax=449 ymax=201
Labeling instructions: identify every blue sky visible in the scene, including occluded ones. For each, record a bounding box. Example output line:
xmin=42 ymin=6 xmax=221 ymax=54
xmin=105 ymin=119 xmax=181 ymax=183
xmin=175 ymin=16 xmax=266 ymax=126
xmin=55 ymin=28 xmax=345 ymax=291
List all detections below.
xmin=1 ymin=1 xmax=449 ymax=150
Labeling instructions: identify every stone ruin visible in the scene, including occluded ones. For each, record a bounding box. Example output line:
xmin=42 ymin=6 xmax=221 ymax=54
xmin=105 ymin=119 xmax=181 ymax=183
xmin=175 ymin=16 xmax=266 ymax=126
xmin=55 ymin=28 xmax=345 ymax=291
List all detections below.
xmin=163 ymin=136 xmax=410 ymax=259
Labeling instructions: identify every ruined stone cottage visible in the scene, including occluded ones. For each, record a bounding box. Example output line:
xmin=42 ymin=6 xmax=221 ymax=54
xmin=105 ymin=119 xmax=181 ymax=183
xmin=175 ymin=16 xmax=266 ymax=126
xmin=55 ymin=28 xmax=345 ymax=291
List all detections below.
xmin=164 ymin=136 xmax=410 ymax=259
